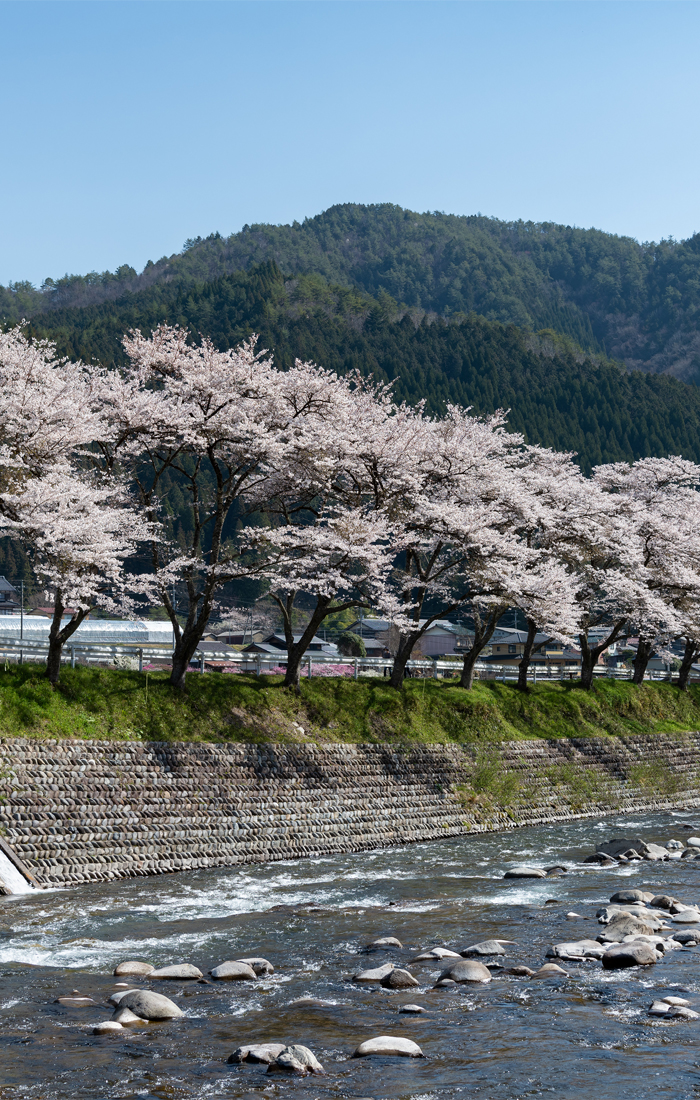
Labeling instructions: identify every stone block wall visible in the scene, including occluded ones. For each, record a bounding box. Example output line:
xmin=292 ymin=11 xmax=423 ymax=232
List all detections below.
xmin=0 ymin=734 xmax=699 ymax=887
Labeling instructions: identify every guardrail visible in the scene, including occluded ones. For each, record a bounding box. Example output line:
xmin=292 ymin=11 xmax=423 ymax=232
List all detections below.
xmin=0 ymin=635 xmax=697 ymax=684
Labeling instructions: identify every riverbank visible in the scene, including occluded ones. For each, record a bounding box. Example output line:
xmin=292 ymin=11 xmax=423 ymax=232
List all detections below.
xmin=2 ymin=665 xmax=700 ymax=743
xmin=2 ymin=731 xmax=700 ymax=887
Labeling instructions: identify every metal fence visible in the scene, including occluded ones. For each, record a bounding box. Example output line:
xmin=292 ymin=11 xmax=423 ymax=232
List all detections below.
xmin=0 ymin=635 xmax=697 ymax=684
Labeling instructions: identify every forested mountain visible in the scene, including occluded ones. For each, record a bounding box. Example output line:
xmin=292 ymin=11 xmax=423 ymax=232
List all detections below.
xmin=4 ymin=203 xmax=700 ymax=381
xmin=20 ymin=261 xmax=700 ymax=475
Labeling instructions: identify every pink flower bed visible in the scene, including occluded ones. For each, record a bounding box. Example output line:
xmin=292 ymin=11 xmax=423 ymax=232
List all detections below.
xmin=221 ymin=663 xmax=355 ymax=677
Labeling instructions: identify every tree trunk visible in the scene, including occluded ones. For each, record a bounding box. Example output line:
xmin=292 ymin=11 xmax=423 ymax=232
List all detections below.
xmin=282 ymin=595 xmax=333 ymax=691
xmin=389 ymin=635 xmax=420 ymax=690
xmin=44 ymin=593 xmax=90 ymax=685
xmin=632 ymin=637 xmax=654 ymax=685
xmin=459 ymin=647 xmax=481 ymax=690
xmin=517 ymin=620 xmax=540 ymax=692
xmin=458 ymin=606 xmax=506 ymax=689
xmin=577 ymin=618 xmax=626 ymax=690
xmin=677 ymin=638 xmax=700 ymax=691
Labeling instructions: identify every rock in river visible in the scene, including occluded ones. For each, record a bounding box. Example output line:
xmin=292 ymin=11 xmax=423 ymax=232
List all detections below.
xmin=531 ymin=963 xmax=569 ymax=979
xmin=236 ymin=957 xmax=274 ymax=975
xmin=602 ymin=942 xmax=658 ymax=969
xmin=460 ymin=940 xmax=506 ymax=957
xmin=609 ymin=890 xmax=653 ymax=905
xmin=354 ymin=963 xmax=395 ymax=983
xmin=353 ymin=1036 xmax=424 ymax=1058
xmin=399 ymin=1004 xmax=426 ymax=1014
xmin=439 ymin=959 xmax=491 ymax=983
xmin=209 ymin=961 xmax=257 ymax=981
xmin=117 ymin=989 xmax=184 ymax=1020
xmin=411 ymin=948 xmax=461 ymax=961
xmin=267 ymin=1045 xmax=325 ymax=1075
xmin=93 ymin=1021 xmax=124 ymax=1034
xmin=229 ymin=1043 xmax=286 ymax=1064
xmin=547 ymin=940 xmax=606 ymax=961
xmin=368 ymin=937 xmax=403 ymax=949
xmin=114 ymin=961 xmax=154 ymax=977
xmin=503 ymin=867 xmax=546 ymax=879
xmin=381 ymin=968 xmax=419 ymax=989
xmin=112 ymin=1007 xmax=143 ymax=1024
xmin=150 ymin=964 xmax=203 ymax=980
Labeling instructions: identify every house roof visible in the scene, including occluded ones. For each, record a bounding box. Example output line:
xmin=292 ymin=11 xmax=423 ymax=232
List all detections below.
xmin=350 ymin=618 xmax=471 ymax=636
xmin=0 ymin=576 xmax=19 ymax=595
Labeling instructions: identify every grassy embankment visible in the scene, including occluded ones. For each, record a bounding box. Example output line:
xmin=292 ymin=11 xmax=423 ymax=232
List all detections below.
xmin=1 ymin=665 xmax=700 ymax=743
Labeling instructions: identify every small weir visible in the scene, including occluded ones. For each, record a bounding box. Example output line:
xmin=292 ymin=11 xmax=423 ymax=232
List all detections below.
xmin=0 ymin=844 xmax=35 ymax=894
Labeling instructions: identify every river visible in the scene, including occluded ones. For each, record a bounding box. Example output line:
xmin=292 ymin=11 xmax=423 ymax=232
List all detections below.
xmin=2 ymin=811 xmax=700 ymax=1099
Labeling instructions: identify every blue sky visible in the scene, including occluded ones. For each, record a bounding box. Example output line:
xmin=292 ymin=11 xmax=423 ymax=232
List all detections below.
xmin=1 ymin=0 xmax=699 ymax=286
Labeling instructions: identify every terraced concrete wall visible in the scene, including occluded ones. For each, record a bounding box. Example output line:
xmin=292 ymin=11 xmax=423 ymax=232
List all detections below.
xmin=1 ymin=734 xmax=700 ymax=886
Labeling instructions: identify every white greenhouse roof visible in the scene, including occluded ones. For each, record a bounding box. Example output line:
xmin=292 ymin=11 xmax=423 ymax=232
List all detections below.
xmin=0 ymin=616 xmax=174 ymax=646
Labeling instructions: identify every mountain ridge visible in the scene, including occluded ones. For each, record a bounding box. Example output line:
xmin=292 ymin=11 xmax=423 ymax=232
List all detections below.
xmin=3 ymin=202 xmax=700 ymax=382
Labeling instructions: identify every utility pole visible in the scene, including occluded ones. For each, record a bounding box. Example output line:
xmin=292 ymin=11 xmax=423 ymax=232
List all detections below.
xmin=20 ymin=579 xmax=23 ymax=641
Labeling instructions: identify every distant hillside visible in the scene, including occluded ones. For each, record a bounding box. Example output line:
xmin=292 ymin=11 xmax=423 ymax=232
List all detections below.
xmin=4 ymin=203 xmax=700 ymax=381
xmin=23 ymin=261 xmax=700 ymax=475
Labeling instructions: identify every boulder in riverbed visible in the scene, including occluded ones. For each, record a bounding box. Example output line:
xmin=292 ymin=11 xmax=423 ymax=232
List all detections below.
xmin=93 ymin=1020 xmax=124 ymax=1034
xmin=236 ymin=957 xmax=274 ymax=975
xmin=228 ymin=1043 xmax=286 ymax=1064
xmin=547 ymin=940 xmax=606 ymax=961
xmin=531 ymin=963 xmax=569 ymax=979
xmin=353 ymin=962 xmax=395 ymax=983
xmin=411 ymin=948 xmax=461 ymax=961
xmin=673 ymin=930 xmax=700 ymax=945
xmin=368 ymin=937 xmax=402 ymax=949
xmin=209 ymin=961 xmax=257 ymax=981
xmin=117 ymin=989 xmax=184 ymax=1020
xmin=602 ymin=942 xmax=658 ymax=969
xmin=150 ymin=964 xmax=203 ymax=980
xmin=399 ymin=1004 xmax=425 ymax=1013
xmin=352 ymin=1036 xmax=424 ymax=1058
xmin=381 ymin=968 xmax=419 ymax=989
xmin=609 ymin=889 xmax=651 ymax=905
xmin=503 ymin=867 xmax=546 ymax=879
xmin=460 ymin=940 xmax=506 ymax=958
xmin=267 ymin=1045 xmax=325 ymax=1075
xmin=439 ymin=959 xmax=491 ymax=983
xmin=114 ymin=961 xmax=154 ymax=977
xmin=112 ymin=1006 xmax=143 ymax=1024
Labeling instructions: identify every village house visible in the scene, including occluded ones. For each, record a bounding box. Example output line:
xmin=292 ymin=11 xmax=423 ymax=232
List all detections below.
xmin=347 ymin=617 xmax=473 ymax=658
xmin=0 ymin=577 xmax=21 ymax=615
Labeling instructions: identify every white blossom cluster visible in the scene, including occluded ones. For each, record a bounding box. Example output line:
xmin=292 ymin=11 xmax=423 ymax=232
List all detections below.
xmin=2 ymin=324 xmax=699 ymax=691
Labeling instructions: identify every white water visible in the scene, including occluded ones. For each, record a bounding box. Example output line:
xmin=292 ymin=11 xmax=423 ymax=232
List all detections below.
xmin=0 ymin=848 xmax=34 ymax=894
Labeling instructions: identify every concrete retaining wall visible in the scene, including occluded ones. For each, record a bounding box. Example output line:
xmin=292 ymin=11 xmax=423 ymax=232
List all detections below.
xmin=1 ymin=734 xmax=700 ymax=887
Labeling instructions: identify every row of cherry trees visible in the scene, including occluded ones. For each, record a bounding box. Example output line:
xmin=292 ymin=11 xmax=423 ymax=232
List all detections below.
xmin=2 ymin=323 xmax=700 ymax=692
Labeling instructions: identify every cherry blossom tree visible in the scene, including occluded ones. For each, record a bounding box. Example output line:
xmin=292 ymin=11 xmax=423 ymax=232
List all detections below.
xmin=0 ymin=326 xmax=104 ymax=480
xmin=593 ymin=457 xmax=700 ymax=684
xmin=98 ymin=325 xmax=366 ymax=689
xmin=0 ymin=464 xmax=154 ymax=683
xmin=244 ymin=507 xmax=394 ymax=689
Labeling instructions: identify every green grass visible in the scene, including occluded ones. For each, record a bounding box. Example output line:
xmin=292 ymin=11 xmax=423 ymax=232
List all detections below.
xmin=1 ymin=665 xmax=700 ymax=743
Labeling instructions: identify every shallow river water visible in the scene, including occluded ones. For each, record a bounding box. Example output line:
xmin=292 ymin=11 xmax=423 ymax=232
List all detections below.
xmin=4 ymin=811 xmax=700 ymax=1100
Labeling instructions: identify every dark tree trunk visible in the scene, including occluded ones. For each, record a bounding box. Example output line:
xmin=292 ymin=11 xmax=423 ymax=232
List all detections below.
xmin=678 ymin=638 xmax=700 ymax=691
xmin=389 ymin=634 xmax=421 ymax=690
xmin=168 ymin=619 xmax=212 ymax=690
xmin=459 ymin=606 xmax=506 ymax=690
xmin=45 ymin=592 xmax=90 ymax=685
xmin=578 ymin=618 xmax=626 ymax=690
xmin=632 ymin=637 xmax=654 ymax=685
xmin=279 ymin=594 xmax=352 ymax=691
xmin=517 ymin=619 xmax=541 ymax=692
